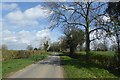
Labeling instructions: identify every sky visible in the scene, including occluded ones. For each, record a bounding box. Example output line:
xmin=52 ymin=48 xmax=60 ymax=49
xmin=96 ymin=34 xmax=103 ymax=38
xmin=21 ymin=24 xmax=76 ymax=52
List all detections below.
xmin=0 ymin=2 xmax=63 ymax=50
xmin=0 ymin=2 xmax=116 ymax=50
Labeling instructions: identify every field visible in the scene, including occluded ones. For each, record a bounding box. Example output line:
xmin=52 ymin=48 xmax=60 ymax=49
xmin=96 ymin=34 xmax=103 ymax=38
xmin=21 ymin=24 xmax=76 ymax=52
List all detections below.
xmin=2 ymin=50 xmax=51 ymax=77
xmin=60 ymin=51 xmax=120 ymax=78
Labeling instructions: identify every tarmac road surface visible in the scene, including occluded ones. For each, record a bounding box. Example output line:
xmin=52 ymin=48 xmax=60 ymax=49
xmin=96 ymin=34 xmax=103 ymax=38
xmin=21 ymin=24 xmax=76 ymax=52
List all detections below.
xmin=8 ymin=53 xmax=64 ymax=78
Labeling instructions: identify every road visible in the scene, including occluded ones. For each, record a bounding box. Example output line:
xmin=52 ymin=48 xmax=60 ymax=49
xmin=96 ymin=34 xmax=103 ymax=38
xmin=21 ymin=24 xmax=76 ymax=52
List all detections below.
xmin=8 ymin=53 xmax=64 ymax=78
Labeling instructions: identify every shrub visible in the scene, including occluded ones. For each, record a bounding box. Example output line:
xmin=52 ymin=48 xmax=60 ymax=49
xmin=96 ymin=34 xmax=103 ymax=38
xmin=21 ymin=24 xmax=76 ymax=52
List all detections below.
xmin=14 ymin=50 xmax=31 ymax=59
xmin=2 ymin=50 xmax=47 ymax=61
xmin=73 ymin=51 xmax=118 ymax=68
xmin=31 ymin=54 xmax=47 ymax=62
xmin=2 ymin=50 xmax=13 ymax=61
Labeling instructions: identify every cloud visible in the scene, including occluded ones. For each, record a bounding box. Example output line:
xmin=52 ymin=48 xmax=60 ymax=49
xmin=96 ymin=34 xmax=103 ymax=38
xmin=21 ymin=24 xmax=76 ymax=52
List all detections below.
xmin=5 ymin=10 xmax=39 ymax=27
xmin=0 ymin=3 xmax=19 ymax=11
xmin=24 ymin=5 xmax=52 ymax=19
xmin=2 ymin=29 xmax=53 ymax=50
xmin=36 ymin=29 xmax=50 ymax=39
xmin=18 ymin=30 xmax=33 ymax=45
xmin=4 ymin=4 xmax=52 ymax=28
xmin=1 ymin=3 xmax=58 ymax=50
xmin=6 ymin=5 xmax=52 ymax=20
xmin=2 ymin=30 xmax=17 ymax=43
xmin=35 ymin=29 xmax=51 ymax=47
xmin=0 ymin=20 xmax=2 ymax=31
xmin=6 ymin=10 xmax=24 ymax=21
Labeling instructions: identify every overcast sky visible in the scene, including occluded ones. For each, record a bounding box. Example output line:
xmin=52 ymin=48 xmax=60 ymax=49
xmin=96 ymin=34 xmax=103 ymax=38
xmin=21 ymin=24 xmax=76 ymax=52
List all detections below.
xmin=1 ymin=2 xmax=63 ymax=50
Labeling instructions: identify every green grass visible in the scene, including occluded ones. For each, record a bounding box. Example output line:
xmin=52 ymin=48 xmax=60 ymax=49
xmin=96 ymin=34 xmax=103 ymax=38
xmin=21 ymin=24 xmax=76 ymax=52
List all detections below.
xmin=76 ymin=51 xmax=115 ymax=57
xmin=0 ymin=51 xmax=2 ymax=79
xmin=0 ymin=61 xmax=1 ymax=79
xmin=61 ymin=56 xmax=118 ymax=78
xmin=90 ymin=51 xmax=116 ymax=57
xmin=2 ymin=52 xmax=50 ymax=78
xmin=30 ymin=53 xmax=48 ymax=62
xmin=2 ymin=59 xmax=33 ymax=77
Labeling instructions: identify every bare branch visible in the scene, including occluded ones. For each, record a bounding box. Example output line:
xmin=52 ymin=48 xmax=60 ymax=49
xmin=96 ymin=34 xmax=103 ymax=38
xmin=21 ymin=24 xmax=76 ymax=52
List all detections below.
xmin=67 ymin=22 xmax=86 ymax=27
xmin=89 ymin=27 xmax=108 ymax=34
xmin=91 ymin=3 xmax=106 ymax=10
xmin=90 ymin=37 xmax=101 ymax=42
xmin=90 ymin=13 xmax=106 ymax=23
xmin=75 ymin=2 xmax=86 ymax=15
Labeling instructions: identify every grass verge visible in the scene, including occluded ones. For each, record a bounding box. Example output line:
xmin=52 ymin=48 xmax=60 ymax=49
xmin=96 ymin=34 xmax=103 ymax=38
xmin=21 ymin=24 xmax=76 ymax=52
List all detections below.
xmin=60 ymin=56 xmax=118 ymax=78
xmin=0 ymin=51 xmax=2 ymax=79
xmin=2 ymin=59 xmax=33 ymax=77
xmin=76 ymin=51 xmax=116 ymax=57
xmin=2 ymin=52 xmax=50 ymax=78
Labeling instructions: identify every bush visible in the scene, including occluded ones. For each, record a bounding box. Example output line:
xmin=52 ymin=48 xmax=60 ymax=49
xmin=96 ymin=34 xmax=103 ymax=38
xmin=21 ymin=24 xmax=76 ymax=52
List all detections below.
xmin=2 ymin=50 xmax=13 ymax=61
xmin=71 ymin=51 xmax=118 ymax=68
xmin=2 ymin=50 xmax=46 ymax=61
xmin=14 ymin=50 xmax=31 ymax=59
xmin=31 ymin=54 xmax=47 ymax=62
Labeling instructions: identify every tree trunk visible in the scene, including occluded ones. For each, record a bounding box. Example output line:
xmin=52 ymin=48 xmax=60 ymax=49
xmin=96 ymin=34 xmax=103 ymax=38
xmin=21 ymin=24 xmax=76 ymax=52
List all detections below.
xmin=85 ymin=2 xmax=90 ymax=62
xmin=117 ymin=37 xmax=120 ymax=54
xmin=116 ymin=33 xmax=120 ymax=66
xmin=69 ymin=47 xmax=74 ymax=56
xmin=85 ymin=28 xmax=90 ymax=62
xmin=86 ymin=2 xmax=90 ymax=55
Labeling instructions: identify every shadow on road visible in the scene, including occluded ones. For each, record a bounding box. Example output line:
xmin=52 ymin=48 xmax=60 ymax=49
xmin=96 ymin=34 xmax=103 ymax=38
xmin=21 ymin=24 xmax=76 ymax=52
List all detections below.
xmin=37 ymin=53 xmax=61 ymax=66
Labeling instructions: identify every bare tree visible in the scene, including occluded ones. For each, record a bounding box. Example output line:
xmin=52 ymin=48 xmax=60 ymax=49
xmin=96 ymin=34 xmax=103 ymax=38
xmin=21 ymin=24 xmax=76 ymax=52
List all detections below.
xmin=59 ymin=36 xmax=67 ymax=51
xmin=44 ymin=41 xmax=49 ymax=51
xmin=106 ymin=2 xmax=120 ymax=56
xmin=44 ymin=2 xmax=108 ymax=60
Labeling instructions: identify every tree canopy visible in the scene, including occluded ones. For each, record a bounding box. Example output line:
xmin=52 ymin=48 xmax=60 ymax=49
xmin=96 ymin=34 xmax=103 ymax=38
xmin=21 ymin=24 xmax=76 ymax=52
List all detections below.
xmin=44 ymin=2 xmax=109 ymax=60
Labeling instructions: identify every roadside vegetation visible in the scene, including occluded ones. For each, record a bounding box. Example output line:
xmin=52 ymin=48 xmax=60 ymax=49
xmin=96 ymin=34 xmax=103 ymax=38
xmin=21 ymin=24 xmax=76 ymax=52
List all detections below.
xmin=45 ymin=2 xmax=120 ymax=78
xmin=0 ymin=50 xmax=2 ymax=79
xmin=60 ymin=51 xmax=119 ymax=78
xmin=2 ymin=50 xmax=51 ymax=77
xmin=76 ymin=51 xmax=116 ymax=57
